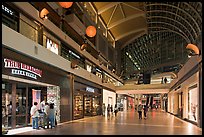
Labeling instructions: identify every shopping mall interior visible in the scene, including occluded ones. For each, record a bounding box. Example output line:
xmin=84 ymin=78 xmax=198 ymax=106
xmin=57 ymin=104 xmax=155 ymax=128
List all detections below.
xmin=2 ymin=2 xmax=202 ymax=135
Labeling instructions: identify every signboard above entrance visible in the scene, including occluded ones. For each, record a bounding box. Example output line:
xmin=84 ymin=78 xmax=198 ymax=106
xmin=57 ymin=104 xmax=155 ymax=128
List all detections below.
xmin=4 ymin=58 xmax=42 ymax=80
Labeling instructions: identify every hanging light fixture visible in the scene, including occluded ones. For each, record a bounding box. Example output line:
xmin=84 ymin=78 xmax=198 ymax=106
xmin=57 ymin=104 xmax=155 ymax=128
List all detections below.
xmin=59 ymin=2 xmax=73 ymax=8
xmin=86 ymin=26 xmax=96 ymax=37
xmin=39 ymin=8 xmax=49 ymax=19
xmin=80 ymin=43 xmax=87 ymax=51
xmin=186 ymin=43 xmax=200 ymax=55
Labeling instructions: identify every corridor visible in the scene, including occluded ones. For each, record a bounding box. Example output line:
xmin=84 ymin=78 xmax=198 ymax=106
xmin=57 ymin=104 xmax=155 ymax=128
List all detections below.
xmin=10 ymin=110 xmax=202 ymax=135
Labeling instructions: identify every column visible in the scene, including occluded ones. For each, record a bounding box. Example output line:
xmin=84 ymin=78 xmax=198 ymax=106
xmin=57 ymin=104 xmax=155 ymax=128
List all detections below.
xmin=11 ymin=83 xmax=16 ymax=129
xmin=25 ymin=85 xmax=28 ymax=126
xmin=198 ymin=62 xmax=202 ymax=128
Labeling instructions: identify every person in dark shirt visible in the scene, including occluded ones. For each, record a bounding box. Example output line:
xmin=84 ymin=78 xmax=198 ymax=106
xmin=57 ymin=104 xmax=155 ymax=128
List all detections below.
xmin=164 ymin=77 xmax=168 ymax=83
xmin=143 ymin=105 xmax=148 ymax=119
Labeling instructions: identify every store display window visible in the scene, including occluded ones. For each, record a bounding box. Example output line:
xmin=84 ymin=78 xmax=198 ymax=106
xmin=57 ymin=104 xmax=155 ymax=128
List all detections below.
xmin=84 ymin=95 xmax=92 ymax=116
xmin=188 ymin=84 xmax=198 ymax=122
xmin=73 ymin=94 xmax=84 ymax=119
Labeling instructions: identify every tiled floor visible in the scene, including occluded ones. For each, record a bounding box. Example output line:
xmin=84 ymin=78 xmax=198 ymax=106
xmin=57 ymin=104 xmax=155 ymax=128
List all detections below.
xmin=10 ymin=109 xmax=202 ymax=135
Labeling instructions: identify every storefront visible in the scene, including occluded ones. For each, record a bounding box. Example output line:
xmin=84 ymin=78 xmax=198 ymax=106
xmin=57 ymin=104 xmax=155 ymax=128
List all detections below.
xmin=102 ymin=89 xmax=116 ymax=115
xmin=73 ymin=78 xmax=102 ymax=120
xmin=187 ymin=84 xmax=198 ymax=123
xmin=116 ymin=94 xmax=127 ymax=111
xmin=127 ymin=96 xmax=134 ymax=111
xmin=2 ymin=47 xmax=72 ymax=129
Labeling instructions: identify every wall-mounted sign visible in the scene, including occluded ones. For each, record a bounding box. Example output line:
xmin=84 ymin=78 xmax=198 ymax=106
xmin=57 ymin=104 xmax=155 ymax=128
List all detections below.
xmin=46 ymin=38 xmax=59 ymax=55
xmin=86 ymin=87 xmax=95 ymax=93
xmin=2 ymin=5 xmax=14 ymax=16
xmin=4 ymin=58 xmax=42 ymax=80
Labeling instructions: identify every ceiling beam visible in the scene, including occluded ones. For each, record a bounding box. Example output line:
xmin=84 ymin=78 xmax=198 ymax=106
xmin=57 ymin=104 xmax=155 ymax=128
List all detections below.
xmin=108 ymin=12 xmax=145 ymax=29
xmin=97 ymin=2 xmax=121 ymax=14
xmin=122 ymin=2 xmax=144 ymax=12
xmin=147 ymin=16 xmax=194 ymax=42
xmin=120 ymin=31 xmax=147 ymax=49
xmin=119 ymin=3 xmax=126 ymax=18
xmin=107 ymin=4 xmax=118 ymax=26
xmin=115 ymin=28 xmax=146 ymax=41
xmin=146 ymin=3 xmax=201 ymax=33
xmin=184 ymin=2 xmax=202 ymax=21
xmin=149 ymin=27 xmax=190 ymax=45
xmin=147 ymin=10 xmax=197 ymax=42
xmin=149 ymin=21 xmax=190 ymax=43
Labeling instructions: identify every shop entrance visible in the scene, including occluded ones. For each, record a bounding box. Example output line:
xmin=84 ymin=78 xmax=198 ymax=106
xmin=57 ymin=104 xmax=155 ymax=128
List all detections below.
xmin=84 ymin=94 xmax=100 ymax=117
xmin=2 ymin=79 xmax=60 ymax=129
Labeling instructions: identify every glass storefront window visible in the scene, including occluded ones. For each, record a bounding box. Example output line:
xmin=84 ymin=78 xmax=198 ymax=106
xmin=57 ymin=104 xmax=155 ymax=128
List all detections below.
xmin=73 ymin=94 xmax=83 ymax=119
xmin=2 ymin=82 xmax=12 ymax=129
xmin=92 ymin=96 xmax=100 ymax=115
xmin=84 ymin=95 xmax=92 ymax=116
xmin=188 ymin=85 xmax=198 ymax=122
xmin=16 ymin=84 xmax=27 ymax=127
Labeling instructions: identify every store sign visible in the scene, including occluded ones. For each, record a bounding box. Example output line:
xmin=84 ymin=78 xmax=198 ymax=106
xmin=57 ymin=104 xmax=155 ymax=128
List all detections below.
xmin=4 ymin=58 xmax=42 ymax=80
xmin=2 ymin=5 xmax=14 ymax=16
xmin=86 ymin=87 xmax=94 ymax=93
xmin=46 ymin=38 xmax=59 ymax=55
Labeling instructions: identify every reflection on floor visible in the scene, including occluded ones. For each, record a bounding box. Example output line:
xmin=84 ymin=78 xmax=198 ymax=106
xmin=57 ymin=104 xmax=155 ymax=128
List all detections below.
xmin=10 ymin=109 xmax=202 ymax=135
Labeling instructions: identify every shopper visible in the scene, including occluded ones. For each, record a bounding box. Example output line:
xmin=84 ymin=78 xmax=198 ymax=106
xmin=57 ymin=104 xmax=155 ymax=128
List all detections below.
xmin=114 ymin=104 xmax=118 ymax=117
xmin=107 ymin=104 xmax=111 ymax=120
xmin=30 ymin=102 xmax=39 ymax=129
xmin=48 ymin=103 xmax=56 ymax=128
xmin=143 ymin=105 xmax=148 ymax=119
xmin=161 ymin=77 xmax=164 ymax=84
xmin=137 ymin=104 xmax=143 ymax=119
xmin=102 ymin=103 xmax=106 ymax=116
xmin=110 ymin=105 xmax=113 ymax=117
xmin=164 ymin=77 xmax=167 ymax=84
xmin=44 ymin=102 xmax=50 ymax=129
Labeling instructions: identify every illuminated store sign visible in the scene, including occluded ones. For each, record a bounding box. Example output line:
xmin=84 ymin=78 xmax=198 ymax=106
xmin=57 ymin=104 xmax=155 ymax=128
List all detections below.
xmin=2 ymin=5 xmax=13 ymax=16
xmin=46 ymin=38 xmax=59 ymax=55
xmin=86 ymin=87 xmax=94 ymax=93
xmin=4 ymin=58 xmax=42 ymax=80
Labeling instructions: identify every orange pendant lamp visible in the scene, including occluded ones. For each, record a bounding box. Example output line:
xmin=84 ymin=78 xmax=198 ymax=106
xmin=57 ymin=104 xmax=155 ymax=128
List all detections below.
xmin=86 ymin=26 xmax=96 ymax=37
xmin=186 ymin=43 xmax=200 ymax=55
xmin=59 ymin=2 xmax=73 ymax=8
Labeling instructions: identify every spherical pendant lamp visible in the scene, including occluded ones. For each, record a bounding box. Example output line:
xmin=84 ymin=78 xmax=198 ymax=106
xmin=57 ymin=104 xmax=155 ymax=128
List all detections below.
xmin=59 ymin=2 xmax=73 ymax=8
xmin=86 ymin=26 xmax=96 ymax=37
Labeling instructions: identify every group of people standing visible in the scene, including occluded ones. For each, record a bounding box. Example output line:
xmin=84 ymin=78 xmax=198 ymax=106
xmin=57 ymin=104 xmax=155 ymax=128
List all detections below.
xmin=102 ymin=103 xmax=118 ymax=119
xmin=30 ymin=101 xmax=57 ymax=130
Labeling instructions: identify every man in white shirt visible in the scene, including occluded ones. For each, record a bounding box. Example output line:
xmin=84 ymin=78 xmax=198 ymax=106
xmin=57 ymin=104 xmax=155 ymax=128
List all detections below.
xmin=30 ymin=102 xmax=39 ymax=129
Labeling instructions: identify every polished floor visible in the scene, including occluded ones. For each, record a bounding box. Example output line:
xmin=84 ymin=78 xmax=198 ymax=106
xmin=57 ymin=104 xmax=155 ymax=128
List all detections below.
xmin=11 ymin=109 xmax=202 ymax=135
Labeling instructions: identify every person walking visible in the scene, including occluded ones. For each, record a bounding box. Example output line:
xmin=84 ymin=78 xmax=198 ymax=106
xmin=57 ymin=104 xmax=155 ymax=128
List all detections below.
xmin=30 ymin=102 xmax=40 ymax=129
xmin=143 ymin=105 xmax=148 ymax=119
xmin=137 ymin=104 xmax=143 ymax=119
xmin=164 ymin=77 xmax=167 ymax=84
xmin=107 ymin=104 xmax=111 ymax=120
xmin=110 ymin=105 xmax=113 ymax=117
xmin=102 ymin=103 xmax=106 ymax=116
xmin=161 ymin=77 xmax=164 ymax=84
xmin=114 ymin=104 xmax=118 ymax=117
xmin=48 ymin=103 xmax=56 ymax=128
xmin=44 ymin=102 xmax=50 ymax=129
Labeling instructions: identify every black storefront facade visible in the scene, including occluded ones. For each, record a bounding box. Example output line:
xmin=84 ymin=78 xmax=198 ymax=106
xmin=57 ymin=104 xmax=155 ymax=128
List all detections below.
xmin=2 ymin=46 xmax=72 ymax=129
xmin=73 ymin=76 xmax=102 ymax=120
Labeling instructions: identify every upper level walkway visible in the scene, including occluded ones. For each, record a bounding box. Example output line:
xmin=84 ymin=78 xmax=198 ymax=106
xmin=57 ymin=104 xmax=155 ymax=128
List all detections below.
xmin=8 ymin=109 xmax=202 ymax=135
xmin=116 ymin=83 xmax=170 ymax=94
